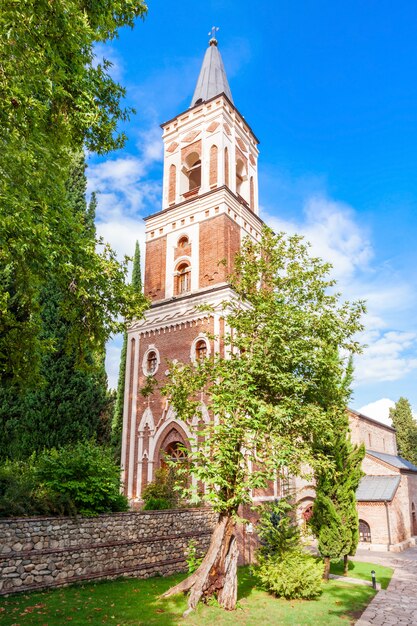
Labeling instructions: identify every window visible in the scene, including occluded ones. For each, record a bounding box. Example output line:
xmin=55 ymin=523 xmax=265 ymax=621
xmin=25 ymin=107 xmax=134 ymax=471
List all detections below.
xmin=176 ymin=262 xmax=191 ymax=295
xmin=195 ymin=339 xmax=208 ymax=360
xmin=146 ymin=351 xmax=157 ymax=375
xmin=188 ymin=158 xmax=201 ymax=190
xmin=177 ymin=235 xmax=189 ymax=248
xmin=359 ymin=520 xmax=371 ymax=543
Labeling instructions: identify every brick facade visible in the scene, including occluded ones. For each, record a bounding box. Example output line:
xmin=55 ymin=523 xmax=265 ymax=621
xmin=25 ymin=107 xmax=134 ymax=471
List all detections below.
xmin=199 ymin=214 xmax=240 ymax=288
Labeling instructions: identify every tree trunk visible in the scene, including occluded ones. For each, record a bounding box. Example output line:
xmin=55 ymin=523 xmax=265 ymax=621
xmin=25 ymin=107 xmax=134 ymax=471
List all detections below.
xmin=161 ymin=513 xmax=238 ymax=614
xmin=343 ymin=554 xmax=349 ymax=576
xmin=323 ymin=556 xmax=330 ymax=580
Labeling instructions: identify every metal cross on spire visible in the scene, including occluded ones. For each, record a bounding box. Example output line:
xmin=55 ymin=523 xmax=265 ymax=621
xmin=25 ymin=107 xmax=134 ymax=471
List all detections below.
xmin=208 ymin=26 xmax=219 ymax=45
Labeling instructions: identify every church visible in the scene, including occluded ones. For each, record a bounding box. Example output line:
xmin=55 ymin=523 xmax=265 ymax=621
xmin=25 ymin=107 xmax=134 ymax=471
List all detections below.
xmin=121 ymin=36 xmax=417 ymax=552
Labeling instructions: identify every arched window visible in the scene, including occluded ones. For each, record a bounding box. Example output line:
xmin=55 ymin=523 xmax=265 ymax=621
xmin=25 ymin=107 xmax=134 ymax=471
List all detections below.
xmin=168 ymin=164 xmax=176 ymax=204
xmin=236 ymin=158 xmax=246 ymax=196
xmin=195 ymin=339 xmax=208 ymax=360
xmin=250 ymin=176 xmax=254 ymax=210
xmin=224 ymin=147 xmax=229 ymax=187
xmin=359 ymin=520 xmax=371 ymax=543
xmin=146 ymin=350 xmax=158 ymax=375
xmin=185 ymin=153 xmax=201 ymax=191
xmin=177 ymin=235 xmax=189 ymax=248
xmin=176 ymin=262 xmax=191 ymax=295
xmin=209 ymin=145 xmax=218 ymax=186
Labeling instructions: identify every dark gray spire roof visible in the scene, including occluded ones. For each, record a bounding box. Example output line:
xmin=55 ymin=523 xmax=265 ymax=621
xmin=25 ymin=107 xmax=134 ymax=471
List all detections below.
xmin=191 ymin=39 xmax=233 ymax=107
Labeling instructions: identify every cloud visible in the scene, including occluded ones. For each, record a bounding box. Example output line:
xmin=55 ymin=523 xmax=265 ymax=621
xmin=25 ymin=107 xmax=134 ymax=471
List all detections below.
xmin=263 ymin=194 xmax=373 ymax=282
xmin=354 ymin=331 xmax=417 ymax=384
xmin=359 ymin=398 xmax=395 ymax=426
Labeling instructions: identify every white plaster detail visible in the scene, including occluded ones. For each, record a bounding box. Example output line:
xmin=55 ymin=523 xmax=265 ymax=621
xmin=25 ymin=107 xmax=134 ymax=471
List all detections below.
xmin=142 ymin=344 xmax=160 ymax=376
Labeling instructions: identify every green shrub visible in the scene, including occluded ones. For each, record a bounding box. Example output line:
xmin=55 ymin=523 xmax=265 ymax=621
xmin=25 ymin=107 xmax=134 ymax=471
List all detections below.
xmin=257 ymin=497 xmax=300 ymax=557
xmin=35 ymin=441 xmax=128 ymax=516
xmin=142 ymin=497 xmax=172 ymax=511
xmin=256 ymin=549 xmax=324 ymax=599
xmin=142 ymin=468 xmax=179 ymax=510
xmin=0 ymin=458 xmax=45 ymax=517
xmin=185 ymin=539 xmax=203 ymax=573
xmin=0 ymin=442 xmax=127 ymax=518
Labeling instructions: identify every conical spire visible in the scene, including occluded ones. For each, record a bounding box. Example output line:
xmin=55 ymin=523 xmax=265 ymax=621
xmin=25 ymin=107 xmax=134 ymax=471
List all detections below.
xmin=190 ymin=36 xmax=233 ymax=107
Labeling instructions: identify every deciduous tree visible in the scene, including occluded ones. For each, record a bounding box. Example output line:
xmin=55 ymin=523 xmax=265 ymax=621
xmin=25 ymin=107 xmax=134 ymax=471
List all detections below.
xmin=0 ymin=0 xmax=147 ymax=385
xmin=160 ymin=227 xmax=364 ymax=613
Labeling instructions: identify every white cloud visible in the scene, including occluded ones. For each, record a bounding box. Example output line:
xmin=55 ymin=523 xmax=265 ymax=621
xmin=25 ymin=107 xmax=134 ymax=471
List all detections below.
xmin=263 ymin=195 xmax=373 ymax=282
xmin=354 ymin=331 xmax=417 ymax=384
xmin=359 ymin=398 xmax=395 ymax=426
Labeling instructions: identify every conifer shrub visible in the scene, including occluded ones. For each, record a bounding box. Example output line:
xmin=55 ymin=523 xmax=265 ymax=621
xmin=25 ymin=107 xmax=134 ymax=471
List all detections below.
xmin=256 ymin=549 xmax=324 ymax=599
xmin=254 ymin=498 xmax=323 ymax=599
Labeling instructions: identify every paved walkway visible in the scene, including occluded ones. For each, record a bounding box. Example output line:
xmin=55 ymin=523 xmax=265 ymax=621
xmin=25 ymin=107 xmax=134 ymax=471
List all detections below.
xmin=355 ymin=546 xmax=417 ymax=625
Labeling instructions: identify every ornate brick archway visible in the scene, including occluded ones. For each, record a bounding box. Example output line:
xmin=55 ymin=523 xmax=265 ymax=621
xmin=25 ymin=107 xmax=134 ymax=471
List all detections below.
xmin=153 ymin=422 xmax=191 ymax=476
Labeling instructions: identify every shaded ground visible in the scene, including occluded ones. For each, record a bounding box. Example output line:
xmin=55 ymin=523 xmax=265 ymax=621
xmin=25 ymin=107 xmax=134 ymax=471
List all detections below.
xmin=0 ymin=566 xmax=379 ymax=626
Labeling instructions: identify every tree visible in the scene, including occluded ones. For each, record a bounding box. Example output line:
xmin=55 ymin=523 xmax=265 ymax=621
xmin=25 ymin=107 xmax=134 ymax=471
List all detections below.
xmin=160 ymin=228 xmax=364 ymax=613
xmin=310 ymin=403 xmax=365 ymax=579
xmin=112 ymin=241 xmax=143 ymax=459
xmin=0 ymin=156 xmax=114 ymax=459
xmin=0 ymin=0 xmax=147 ymax=386
xmin=389 ymin=398 xmax=417 ymax=465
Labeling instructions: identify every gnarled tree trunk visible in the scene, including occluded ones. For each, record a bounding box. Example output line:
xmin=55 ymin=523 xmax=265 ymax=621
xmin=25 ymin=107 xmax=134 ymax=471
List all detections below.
xmin=161 ymin=513 xmax=238 ymax=615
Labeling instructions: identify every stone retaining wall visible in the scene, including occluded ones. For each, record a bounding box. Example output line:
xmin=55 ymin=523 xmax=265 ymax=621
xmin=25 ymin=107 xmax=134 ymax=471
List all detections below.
xmin=0 ymin=508 xmax=217 ymax=596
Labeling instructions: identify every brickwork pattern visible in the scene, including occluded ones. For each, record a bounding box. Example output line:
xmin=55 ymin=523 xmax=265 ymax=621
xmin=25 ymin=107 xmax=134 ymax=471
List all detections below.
xmin=199 ymin=214 xmax=240 ymax=288
xmin=144 ymin=236 xmax=167 ymax=301
xmin=209 ymin=144 xmax=218 ymax=187
xmin=0 ymin=509 xmax=217 ymax=596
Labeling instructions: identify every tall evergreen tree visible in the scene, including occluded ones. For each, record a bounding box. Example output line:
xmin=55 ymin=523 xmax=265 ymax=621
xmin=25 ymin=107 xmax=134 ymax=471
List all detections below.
xmin=0 ymin=156 xmax=112 ymax=460
xmin=311 ymin=397 xmax=365 ymax=579
xmin=112 ymin=242 xmax=142 ymax=460
xmin=390 ymin=397 xmax=417 ymax=464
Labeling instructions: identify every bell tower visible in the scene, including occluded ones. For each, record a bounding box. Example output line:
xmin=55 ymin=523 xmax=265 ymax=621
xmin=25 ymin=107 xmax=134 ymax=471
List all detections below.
xmin=121 ymin=35 xmax=263 ymax=500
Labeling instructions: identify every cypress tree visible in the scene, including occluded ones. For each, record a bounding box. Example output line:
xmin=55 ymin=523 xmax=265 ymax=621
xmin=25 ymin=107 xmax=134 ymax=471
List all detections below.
xmin=310 ymin=407 xmax=365 ymax=579
xmin=111 ymin=241 xmax=142 ymax=460
xmin=389 ymin=397 xmax=417 ymax=464
xmin=0 ymin=156 xmax=111 ymax=460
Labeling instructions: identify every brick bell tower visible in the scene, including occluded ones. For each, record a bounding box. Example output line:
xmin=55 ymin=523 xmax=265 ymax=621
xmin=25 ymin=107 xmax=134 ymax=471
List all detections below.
xmin=121 ymin=34 xmax=263 ymax=501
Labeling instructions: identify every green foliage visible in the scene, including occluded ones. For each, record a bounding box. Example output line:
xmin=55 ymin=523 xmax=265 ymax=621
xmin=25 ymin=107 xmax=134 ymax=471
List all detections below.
xmin=162 ymin=228 xmax=365 ymax=516
xmin=256 ymin=549 xmax=324 ymax=599
xmin=257 ymin=498 xmax=300 ymax=557
xmin=389 ymin=397 xmax=417 ymax=464
xmin=141 ymin=468 xmax=179 ymax=510
xmin=0 ymin=156 xmax=113 ymax=460
xmin=0 ymin=1 xmax=148 ymax=386
xmin=0 ymin=442 xmax=128 ymax=518
xmin=185 ymin=539 xmax=204 ymax=574
xmin=310 ymin=405 xmax=365 ymax=567
xmin=36 ymin=442 xmax=128 ymax=517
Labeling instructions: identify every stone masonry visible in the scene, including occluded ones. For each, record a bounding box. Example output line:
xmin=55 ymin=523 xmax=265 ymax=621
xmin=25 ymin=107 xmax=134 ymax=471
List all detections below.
xmin=0 ymin=508 xmax=217 ymax=596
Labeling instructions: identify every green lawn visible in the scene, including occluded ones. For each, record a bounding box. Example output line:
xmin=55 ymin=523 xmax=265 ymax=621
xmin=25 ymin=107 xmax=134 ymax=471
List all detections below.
xmin=330 ymin=560 xmax=394 ymax=590
xmin=0 ymin=565 xmax=385 ymax=626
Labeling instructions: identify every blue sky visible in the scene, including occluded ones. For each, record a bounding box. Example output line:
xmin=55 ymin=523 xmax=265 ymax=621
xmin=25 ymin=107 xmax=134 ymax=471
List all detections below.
xmin=87 ymin=1 xmax=417 ymax=424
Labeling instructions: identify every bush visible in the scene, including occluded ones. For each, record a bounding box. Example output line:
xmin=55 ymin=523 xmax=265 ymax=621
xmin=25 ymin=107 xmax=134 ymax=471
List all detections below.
xmin=142 ymin=497 xmax=172 ymax=511
xmin=257 ymin=497 xmax=300 ymax=557
xmin=256 ymin=549 xmax=324 ymax=599
xmin=142 ymin=468 xmax=179 ymax=510
xmin=0 ymin=441 xmax=128 ymax=517
xmin=36 ymin=441 xmax=128 ymax=516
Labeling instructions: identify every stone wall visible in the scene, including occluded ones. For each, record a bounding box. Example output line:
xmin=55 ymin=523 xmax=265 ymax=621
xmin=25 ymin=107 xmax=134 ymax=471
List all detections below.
xmin=0 ymin=508 xmax=217 ymax=596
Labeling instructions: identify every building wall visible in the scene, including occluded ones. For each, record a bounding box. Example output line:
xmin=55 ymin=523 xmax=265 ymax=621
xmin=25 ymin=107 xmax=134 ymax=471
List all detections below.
xmin=348 ymin=412 xmax=397 ymax=454
xmin=0 ymin=509 xmax=217 ymax=596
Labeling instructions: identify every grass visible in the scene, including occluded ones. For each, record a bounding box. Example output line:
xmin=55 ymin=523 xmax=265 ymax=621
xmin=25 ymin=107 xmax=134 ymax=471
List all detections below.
xmin=329 ymin=559 xmax=394 ymax=590
xmin=0 ymin=565 xmax=385 ymax=626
